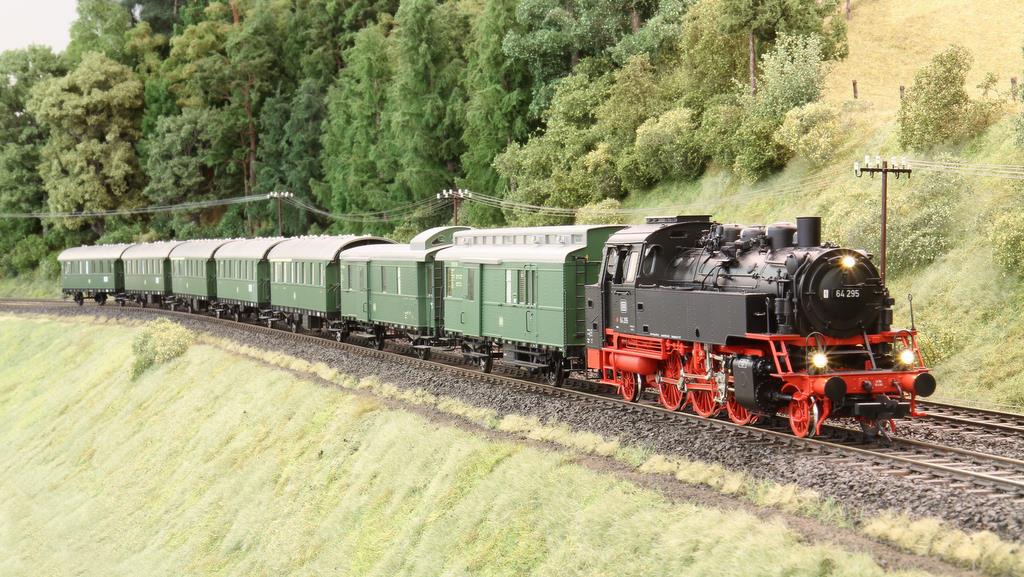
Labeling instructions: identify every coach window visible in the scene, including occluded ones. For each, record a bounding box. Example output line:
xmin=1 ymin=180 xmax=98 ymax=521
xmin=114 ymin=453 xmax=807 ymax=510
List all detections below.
xmin=466 ymin=268 xmax=475 ymax=301
xmin=396 ymin=267 xmax=403 ymax=295
xmin=445 ymin=267 xmax=455 ymax=297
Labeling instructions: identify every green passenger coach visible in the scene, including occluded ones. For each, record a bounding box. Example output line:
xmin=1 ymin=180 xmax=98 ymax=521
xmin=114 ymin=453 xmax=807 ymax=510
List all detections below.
xmin=266 ymin=235 xmax=393 ymax=332
xmin=168 ymin=239 xmax=238 ymax=314
xmin=213 ymin=237 xmax=287 ymax=317
xmin=122 ymin=240 xmax=185 ymax=306
xmin=57 ymin=244 xmax=133 ymax=305
xmin=337 ymin=226 xmax=467 ymax=353
xmin=436 ymin=225 xmax=623 ymax=381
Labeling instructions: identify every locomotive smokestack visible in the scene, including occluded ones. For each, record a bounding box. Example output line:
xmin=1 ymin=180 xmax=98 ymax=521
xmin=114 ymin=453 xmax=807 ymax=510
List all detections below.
xmin=796 ymin=217 xmax=821 ymax=248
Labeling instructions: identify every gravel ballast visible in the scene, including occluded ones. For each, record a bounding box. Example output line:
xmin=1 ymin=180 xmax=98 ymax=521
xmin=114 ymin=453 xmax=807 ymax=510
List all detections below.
xmin=6 ymin=303 xmax=1023 ymax=542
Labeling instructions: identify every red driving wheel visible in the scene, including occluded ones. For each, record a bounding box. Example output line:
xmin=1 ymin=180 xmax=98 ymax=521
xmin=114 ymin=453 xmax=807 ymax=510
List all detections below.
xmin=688 ymin=389 xmax=720 ymax=418
xmin=726 ymin=396 xmax=756 ymax=426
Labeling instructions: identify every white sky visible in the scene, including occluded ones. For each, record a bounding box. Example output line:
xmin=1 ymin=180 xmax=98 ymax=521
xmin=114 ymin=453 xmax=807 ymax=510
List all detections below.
xmin=0 ymin=0 xmax=79 ymax=53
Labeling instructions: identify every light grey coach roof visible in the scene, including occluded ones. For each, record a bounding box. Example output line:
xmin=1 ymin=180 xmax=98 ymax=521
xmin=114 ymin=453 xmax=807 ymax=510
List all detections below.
xmin=122 ymin=240 xmax=187 ymax=260
xmin=437 ymin=225 xmax=623 ymax=265
xmin=214 ymin=237 xmax=287 ymax=260
xmin=341 ymin=226 xmax=468 ymax=263
xmin=169 ymin=239 xmax=240 ymax=260
xmin=267 ymin=235 xmax=394 ymax=262
xmin=58 ymin=243 xmax=134 ymax=261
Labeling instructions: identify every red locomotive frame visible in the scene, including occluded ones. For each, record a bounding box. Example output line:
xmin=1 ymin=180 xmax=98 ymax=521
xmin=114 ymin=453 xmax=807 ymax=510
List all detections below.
xmin=587 ymin=328 xmax=930 ymax=437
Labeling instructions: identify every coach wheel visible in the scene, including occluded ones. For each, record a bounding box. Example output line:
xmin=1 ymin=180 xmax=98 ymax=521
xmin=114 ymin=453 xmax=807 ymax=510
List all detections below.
xmin=688 ymin=389 xmax=720 ymax=418
xmin=414 ymin=347 xmax=431 ymax=360
xmin=232 ymin=310 xmax=241 ymax=322
xmin=545 ymin=356 xmax=566 ymax=387
xmin=140 ymin=297 xmax=147 ymax=309
xmin=788 ymin=397 xmax=816 ymax=438
xmin=335 ymin=330 xmax=348 ymax=343
xmin=726 ymin=396 xmax=756 ymax=426
xmin=373 ymin=328 xmax=386 ymax=350
xmin=266 ymin=319 xmax=273 ymax=328
xmin=118 ymin=298 xmax=125 ymax=307
xmin=658 ymin=380 xmax=686 ymax=411
xmin=288 ymin=317 xmax=299 ymax=333
xmin=619 ymin=372 xmax=643 ymax=403
xmin=95 ymin=293 xmax=107 ymax=306
xmin=74 ymin=292 xmax=84 ymax=306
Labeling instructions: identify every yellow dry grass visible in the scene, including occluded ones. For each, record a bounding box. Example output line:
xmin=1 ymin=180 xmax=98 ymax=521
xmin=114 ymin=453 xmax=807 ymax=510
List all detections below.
xmin=823 ymin=0 xmax=1024 ymax=114
xmin=0 ymin=315 xmax=941 ymax=577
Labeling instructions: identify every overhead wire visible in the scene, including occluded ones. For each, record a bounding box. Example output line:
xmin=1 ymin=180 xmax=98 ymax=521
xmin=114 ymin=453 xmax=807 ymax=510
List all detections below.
xmin=0 ymin=193 xmax=271 ymax=219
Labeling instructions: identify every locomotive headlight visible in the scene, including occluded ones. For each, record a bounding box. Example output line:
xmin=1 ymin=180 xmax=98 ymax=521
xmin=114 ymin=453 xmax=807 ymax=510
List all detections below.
xmin=811 ymin=352 xmax=828 ymax=369
xmin=899 ymin=349 xmax=916 ymax=366
xmin=840 ymin=255 xmax=857 ymax=269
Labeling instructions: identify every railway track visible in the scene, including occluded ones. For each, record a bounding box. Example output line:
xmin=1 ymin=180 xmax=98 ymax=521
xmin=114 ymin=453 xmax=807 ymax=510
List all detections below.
xmin=5 ymin=297 xmax=1024 ymax=501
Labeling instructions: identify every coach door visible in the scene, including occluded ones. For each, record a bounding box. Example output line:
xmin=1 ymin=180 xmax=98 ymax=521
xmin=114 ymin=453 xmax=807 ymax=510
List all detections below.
xmin=607 ymin=244 xmax=641 ymax=334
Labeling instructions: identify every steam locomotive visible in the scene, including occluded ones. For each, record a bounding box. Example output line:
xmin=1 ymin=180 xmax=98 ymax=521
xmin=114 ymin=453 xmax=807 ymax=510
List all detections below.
xmin=584 ymin=215 xmax=935 ymax=438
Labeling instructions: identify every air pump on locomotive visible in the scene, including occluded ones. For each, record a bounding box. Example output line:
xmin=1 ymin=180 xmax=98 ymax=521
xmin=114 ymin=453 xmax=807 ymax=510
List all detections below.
xmin=584 ymin=215 xmax=936 ymax=438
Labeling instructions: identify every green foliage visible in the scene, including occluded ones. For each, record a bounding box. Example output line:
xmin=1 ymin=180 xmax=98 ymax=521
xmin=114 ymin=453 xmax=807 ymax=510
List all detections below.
xmin=886 ymin=169 xmax=963 ymax=274
xmin=28 ymin=52 xmax=144 ymax=235
xmin=459 ymin=0 xmax=531 ymax=226
xmin=575 ymin=198 xmax=625 ymax=224
xmin=621 ymin=107 xmax=705 ymax=188
xmin=774 ymin=102 xmax=843 ymax=167
xmin=2 ymin=236 xmax=49 ymax=275
xmin=990 ymin=199 xmax=1024 ymax=277
xmin=131 ymin=318 xmax=195 ymax=378
xmin=678 ymin=0 xmax=747 ymax=111
xmin=66 ymin=0 xmax=134 ymax=64
xmin=730 ymin=34 xmax=826 ymax=181
xmin=897 ymin=45 xmax=999 ymax=150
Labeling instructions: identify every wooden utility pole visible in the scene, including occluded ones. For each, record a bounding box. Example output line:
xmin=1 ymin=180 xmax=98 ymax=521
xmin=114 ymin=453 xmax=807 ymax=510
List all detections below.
xmin=268 ymin=191 xmax=293 ymax=236
xmin=437 ymin=189 xmax=471 ymax=226
xmin=854 ymin=157 xmax=912 ymax=284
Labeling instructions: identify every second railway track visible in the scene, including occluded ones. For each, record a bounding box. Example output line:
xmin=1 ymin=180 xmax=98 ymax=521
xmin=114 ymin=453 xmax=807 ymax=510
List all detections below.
xmin=5 ymin=297 xmax=1024 ymax=503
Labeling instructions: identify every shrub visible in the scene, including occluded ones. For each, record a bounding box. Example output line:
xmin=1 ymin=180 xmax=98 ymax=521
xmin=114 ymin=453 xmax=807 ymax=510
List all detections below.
xmin=695 ymin=95 xmax=743 ymax=164
xmin=1014 ymin=111 xmax=1024 ymax=149
xmin=5 ymin=235 xmax=48 ymax=274
xmin=575 ymin=198 xmax=624 ymax=224
xmin=886 ymin=166 xmax=965 ymax=274
xmin=131 ymin=319 xmax=195 ymax=378
xmin=898 ymin=45 xmax=1001 ymax=150
xmin=990 ymin=206 xmax=1024 ymax=276
xmin=773 ymin=102 xmax=843 ymax=167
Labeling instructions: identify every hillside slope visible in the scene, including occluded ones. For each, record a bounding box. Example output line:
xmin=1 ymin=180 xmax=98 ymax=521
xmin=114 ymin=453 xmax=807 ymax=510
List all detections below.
xmin=0 ymin=315 xmax=931 ymax=577
xmin=628 ymin=0 xmax=1024 ymax=409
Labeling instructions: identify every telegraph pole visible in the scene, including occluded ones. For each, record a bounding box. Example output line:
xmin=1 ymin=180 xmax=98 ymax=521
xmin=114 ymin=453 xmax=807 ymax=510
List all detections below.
xmin=268 ymin=191 xmax=293 ymax=236
xmin=854 ymin=156 xmax=911 ymax=284
xmin=437 ymin=189 xmax=472 ymax=225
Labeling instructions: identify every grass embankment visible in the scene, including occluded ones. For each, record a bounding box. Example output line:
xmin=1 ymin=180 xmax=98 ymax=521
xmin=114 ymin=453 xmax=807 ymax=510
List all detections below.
xmin=0 ymin=271 xmax=59 ymax=298
xmin=627 ymin=0 xmax=1024 ymax=409
xmin=0 ymin=315 xmax=935 ymax=577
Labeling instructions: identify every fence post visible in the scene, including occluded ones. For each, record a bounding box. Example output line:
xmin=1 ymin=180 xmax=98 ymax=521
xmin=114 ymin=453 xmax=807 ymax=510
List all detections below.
xmin=846 ymin=0 xmax=852 ymax=19
xmin=852 ymin=79 xmax=858 ymax=99
xmin=899 ymin=85 xmax=905 ymax=100
xmin=1012 ymin=77 xmax=1019 ymax=102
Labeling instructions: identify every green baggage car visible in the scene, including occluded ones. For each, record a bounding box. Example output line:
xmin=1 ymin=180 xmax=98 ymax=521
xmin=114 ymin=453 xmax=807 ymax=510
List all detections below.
xmin=337 ymin=226 xmax=467 ymax=353
xmin=57 ymin=243 xmax=134 ymax=305
xmin=437 ymin=225 xmax=623 ymax=382
xmin=267 ymin=235 xmax=393 ymax=332
xmin=122 ymin=241 xmax=185 ymax=306
xmin=213 ymin=237 xmax=287 ymax=318
xmin=168 ymin=239 xmax=239 ymax=314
